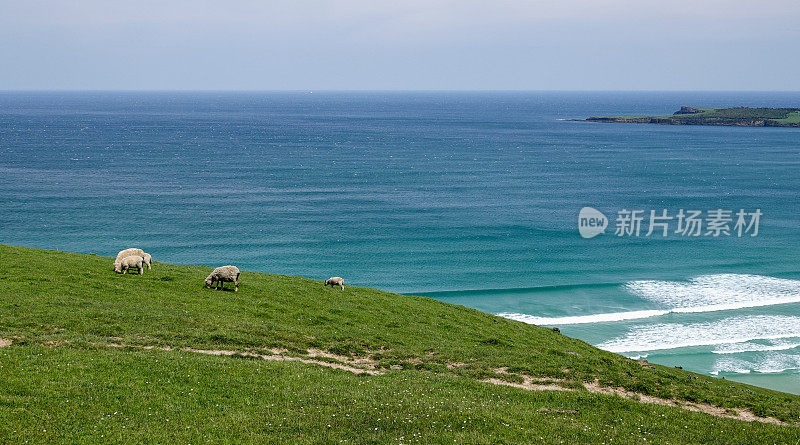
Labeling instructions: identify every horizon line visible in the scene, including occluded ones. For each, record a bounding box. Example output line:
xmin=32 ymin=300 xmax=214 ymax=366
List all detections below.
xmin=2 ymin=89 xmax=800 ymax=94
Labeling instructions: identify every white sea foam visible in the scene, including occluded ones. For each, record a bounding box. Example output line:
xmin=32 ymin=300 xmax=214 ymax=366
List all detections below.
xmin=709 ymin=369 xmax=751 ymax=375
xmin=713 ymin=353 xmax=800 ymax=374
xmin=596 ymin=315 xmax=800 ymax=353
xmin=498 ymin=274 xmax=800 ymax=326
xmin=626 ymin=273 xmax=800 ymax=314
xmin=497 ymin=310 xmax=668 ymax=325
xmin=712 ymin=340 xmax=800 ymax=355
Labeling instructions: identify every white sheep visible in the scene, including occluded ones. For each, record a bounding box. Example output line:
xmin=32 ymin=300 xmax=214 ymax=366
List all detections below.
xmin=115 ymin=255 xmax=146 ymax=275
xmin=205 ymin=266 xmax=240 ymax=292
xmin=324 ymin=277 xmax=345 ymax=290
xmin=114 ymin=248 xmax=152 ymax=271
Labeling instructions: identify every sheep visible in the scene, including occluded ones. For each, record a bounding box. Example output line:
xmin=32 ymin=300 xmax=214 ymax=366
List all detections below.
xmin=205 ymin=266 xmax=240 ymax=292
xmin=114 ymin=255 xmax=146 ymax=275
xmin=324 ymin=277 xmax=344 ymax=290
xmin=114 ymin=248 xmax=152 ymax=271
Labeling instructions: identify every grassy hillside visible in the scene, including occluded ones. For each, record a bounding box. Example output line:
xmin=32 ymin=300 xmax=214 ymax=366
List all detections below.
xmin=585 ymin=107 xmax=800 ymax=127
xmin=1 ymin=244 xmax=799 ymax=443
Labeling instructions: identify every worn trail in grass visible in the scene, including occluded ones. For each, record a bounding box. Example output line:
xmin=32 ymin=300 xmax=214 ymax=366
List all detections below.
xmin=54 ymin=339 xmax=789 ymax=425
xmin=1 ymin=244 xmax=800 ymax=442
xmin=2 ymin=345 xmax=799 ymax=444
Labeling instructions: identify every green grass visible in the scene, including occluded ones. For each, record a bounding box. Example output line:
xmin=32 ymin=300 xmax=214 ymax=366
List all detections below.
xmin=774 ymin=111 xmax=800 ymax=124
xmin=590 ymin=107 xmax=800 ymax=127
xmin=1 ymin=244 xmax=799 ymax=443
xmin=3 ymin=346 xmax=798 ymax=444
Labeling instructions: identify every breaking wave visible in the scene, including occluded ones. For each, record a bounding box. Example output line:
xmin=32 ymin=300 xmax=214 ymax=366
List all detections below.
xmin=497 ymin=310 xmax=668 ymax=325
xmin=712 ymin=340 xmax=800 ymax=355
xmin=712 ymin=353 xmax=800 ymax=374
xmin=596 ymin=315 xmax=800 ymax=353
xmin=498 ymin=274 xmax=800 ymax=325
xmin=625 ymin=273 xmax=800 ymax=314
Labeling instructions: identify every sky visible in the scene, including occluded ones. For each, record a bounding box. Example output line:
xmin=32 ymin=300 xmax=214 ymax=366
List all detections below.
xmin=1 ymin=0 xmax=799 ymax=91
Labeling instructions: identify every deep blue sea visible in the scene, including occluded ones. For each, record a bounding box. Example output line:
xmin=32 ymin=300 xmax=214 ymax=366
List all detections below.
xmin=2 ymin=91 xmax=799 ymax=393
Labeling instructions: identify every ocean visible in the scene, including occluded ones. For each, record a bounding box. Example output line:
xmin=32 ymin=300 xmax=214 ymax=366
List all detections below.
xmin=2 ymin=91 xmax=799 ymax=393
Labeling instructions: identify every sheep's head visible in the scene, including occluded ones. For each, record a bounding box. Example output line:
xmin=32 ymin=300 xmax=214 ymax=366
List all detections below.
xmin=205 ymin=276 xmax=213 ymax=288
xmin=113 ymin=262 xmax=122 ymax=273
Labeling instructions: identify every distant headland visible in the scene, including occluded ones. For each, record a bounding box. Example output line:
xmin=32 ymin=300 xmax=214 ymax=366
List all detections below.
xmin=577 ymin=106 xmax=800 ymax=127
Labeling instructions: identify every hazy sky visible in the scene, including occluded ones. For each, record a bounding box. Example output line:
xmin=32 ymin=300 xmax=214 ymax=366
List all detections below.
xmin=2 ymin=0 xmax=799 ymax=90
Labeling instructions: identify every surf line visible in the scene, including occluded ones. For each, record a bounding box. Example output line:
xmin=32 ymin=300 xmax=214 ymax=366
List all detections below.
xmin=499 ymin=296 xmax=800 ymax=326
xmin=498 ymin=309 xmax=668 ymax=325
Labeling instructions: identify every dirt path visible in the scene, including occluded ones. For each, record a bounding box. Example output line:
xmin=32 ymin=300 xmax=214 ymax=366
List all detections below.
xmin=29 ymin=338 xmax=791 ymax=426
xmin=103 ymin=342 xmax=384 ymax=375
xmin=485 ymin=368 xmax=786 ymax=425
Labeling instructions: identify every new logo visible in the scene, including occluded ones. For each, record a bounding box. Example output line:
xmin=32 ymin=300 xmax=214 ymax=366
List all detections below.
xmin=578 ymin=207 xmax=608 ymax=239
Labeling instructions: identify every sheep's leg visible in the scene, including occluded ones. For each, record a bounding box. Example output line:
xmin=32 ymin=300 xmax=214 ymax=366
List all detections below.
xmin=139 ymin=266 xmax=143 ymax=275
xmin=234 ymin=278 xmax=239 ymax=292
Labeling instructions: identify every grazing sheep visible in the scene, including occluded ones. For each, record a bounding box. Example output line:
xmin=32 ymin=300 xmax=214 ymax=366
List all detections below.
xmin=205 ymin=266 xmax=240 ymax=292
xmin=324 ymin=277 xmax=344 ymax=290
xmin=115 ymin=255 xmax=146 ymax=275
xmin=114 ymin=248 xmax=152 ymax=270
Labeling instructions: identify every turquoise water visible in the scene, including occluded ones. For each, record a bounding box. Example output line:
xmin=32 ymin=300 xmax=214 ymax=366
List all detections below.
xmin=2 ymin=91 xmax=799 ymax=393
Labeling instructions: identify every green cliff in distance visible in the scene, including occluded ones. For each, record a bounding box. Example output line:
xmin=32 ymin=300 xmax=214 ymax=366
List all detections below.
xmin=583 ymin=106 xmax=800 ymax=127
